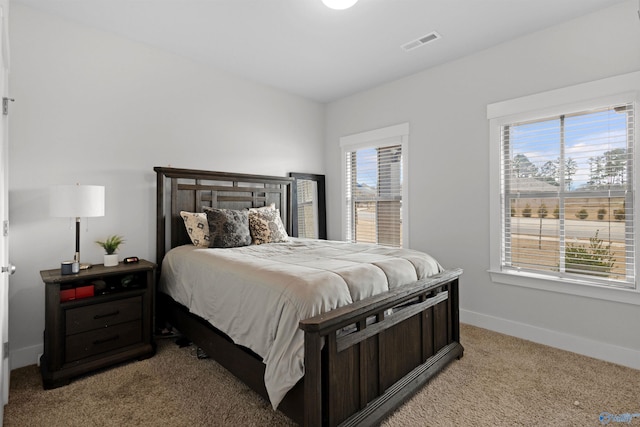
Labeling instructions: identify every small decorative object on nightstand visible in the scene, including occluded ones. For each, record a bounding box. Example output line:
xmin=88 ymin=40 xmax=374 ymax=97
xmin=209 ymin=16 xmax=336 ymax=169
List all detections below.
xmin=95 ymin=235 xmax=125 ymax=267
xmin=40 ymin=259 xmax=156 ymax=389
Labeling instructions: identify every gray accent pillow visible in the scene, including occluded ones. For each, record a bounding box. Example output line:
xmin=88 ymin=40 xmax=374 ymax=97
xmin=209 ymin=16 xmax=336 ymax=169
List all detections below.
xmin=203 ymin=208 xmax=252 ymax=248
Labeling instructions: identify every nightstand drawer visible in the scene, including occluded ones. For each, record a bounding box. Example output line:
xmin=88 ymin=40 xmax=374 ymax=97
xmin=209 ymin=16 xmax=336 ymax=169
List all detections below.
xmin=65 ymin=320 xmax=142 ymax=363
xmin=66 ymin=296 xmax=142 ymax=335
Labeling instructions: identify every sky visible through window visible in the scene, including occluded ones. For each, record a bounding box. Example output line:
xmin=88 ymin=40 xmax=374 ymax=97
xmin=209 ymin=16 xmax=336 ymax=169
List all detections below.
xmin=510 ymin=108 xmax=628 ymax=190
xmin=356 ymin=147 xmax=377 ymax=188
xmin=356 ymin=147 xmax=404 ymax=189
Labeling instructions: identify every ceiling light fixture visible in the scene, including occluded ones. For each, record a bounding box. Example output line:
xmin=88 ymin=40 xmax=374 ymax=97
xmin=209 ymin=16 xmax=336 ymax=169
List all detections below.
xmin=322 ymin=0 xmax=358 ymax=10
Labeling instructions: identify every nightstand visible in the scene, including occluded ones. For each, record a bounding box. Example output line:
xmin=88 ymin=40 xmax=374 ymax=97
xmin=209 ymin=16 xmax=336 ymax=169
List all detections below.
xmin=40 ymin=260 xmax=156 ymax=389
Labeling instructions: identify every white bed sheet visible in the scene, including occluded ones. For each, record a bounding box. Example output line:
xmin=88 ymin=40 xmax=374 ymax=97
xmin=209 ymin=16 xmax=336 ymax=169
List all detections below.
xmin=159 ymin=238 xmax=442 ymax=409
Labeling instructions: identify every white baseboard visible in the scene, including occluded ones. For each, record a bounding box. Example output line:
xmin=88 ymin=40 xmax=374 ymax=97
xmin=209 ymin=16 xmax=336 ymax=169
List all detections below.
xmin=460 ymin=309 xmax=640 ymax=371
xmin=10 ymin=343 xmax=43 ymax=370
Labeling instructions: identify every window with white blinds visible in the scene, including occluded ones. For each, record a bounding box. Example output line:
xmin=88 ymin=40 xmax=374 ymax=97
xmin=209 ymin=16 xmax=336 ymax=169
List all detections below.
xmin=345 ymin=145 xmax=403 ymax=246
xmin=500 ymin=102 xmax=636 ymax=287
xmin=341 ymin=123 xmax=409 ymax=248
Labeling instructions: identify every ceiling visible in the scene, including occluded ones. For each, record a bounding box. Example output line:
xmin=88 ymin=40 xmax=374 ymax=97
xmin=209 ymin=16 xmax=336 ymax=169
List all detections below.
xmin=13 ymin=0 xmax=628 ymax=103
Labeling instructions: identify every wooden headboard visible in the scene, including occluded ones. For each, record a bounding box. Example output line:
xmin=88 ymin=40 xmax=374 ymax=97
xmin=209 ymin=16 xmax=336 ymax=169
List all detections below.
xmin=155 ymin=167 xmax=293 ymax=267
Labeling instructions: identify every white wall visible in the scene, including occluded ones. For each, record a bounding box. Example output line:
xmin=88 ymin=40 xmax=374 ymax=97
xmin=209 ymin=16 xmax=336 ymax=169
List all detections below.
xmin=8 ymin=4 xmax=325 ymax=368
xmin=325 ymin=1 xmax=640 ymax=368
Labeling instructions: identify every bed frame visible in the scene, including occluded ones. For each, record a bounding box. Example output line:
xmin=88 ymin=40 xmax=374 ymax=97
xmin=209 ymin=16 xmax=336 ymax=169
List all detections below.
xmin=155 ymin=166 xmax=463 ymax=427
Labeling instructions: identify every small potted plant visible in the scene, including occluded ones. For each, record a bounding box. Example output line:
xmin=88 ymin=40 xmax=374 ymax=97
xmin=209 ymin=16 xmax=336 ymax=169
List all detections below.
xmin=96 ymin=235 xmax=125 ymax=267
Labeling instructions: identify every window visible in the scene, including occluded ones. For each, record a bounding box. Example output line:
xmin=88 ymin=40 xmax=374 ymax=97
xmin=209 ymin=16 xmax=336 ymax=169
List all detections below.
xmin=502 ymin=104 xmax=634 ymax=286
xmin=489 ymin=72 xmax=639 ymax=296
xmin=340 ymin=123 xmax=409 ymax=247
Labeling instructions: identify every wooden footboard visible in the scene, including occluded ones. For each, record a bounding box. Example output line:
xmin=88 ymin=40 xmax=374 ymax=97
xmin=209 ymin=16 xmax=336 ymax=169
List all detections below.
xmin=159 ymin=268 xmax=463 ymax=427
xmin=301 ymin=268 xmax=463 ymax=426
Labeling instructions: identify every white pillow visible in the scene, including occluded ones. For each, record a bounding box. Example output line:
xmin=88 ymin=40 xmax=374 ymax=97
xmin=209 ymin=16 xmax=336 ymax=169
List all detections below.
xmin=248 ymin=203 xmax=276 ymax=212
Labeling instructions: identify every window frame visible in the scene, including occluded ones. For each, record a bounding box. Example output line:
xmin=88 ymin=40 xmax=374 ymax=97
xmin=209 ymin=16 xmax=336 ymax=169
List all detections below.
xmin=340 ymin=123 xmax=410 ymax=247
xmin=488 ymin=71 xmax=640 ymax=306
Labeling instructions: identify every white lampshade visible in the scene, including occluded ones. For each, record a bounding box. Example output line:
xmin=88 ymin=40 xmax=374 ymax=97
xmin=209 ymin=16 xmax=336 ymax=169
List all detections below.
xmin=322 ymin=0 xmax=358 ymax=10
xmin=50 ymin=185 xmax=105 ymax=218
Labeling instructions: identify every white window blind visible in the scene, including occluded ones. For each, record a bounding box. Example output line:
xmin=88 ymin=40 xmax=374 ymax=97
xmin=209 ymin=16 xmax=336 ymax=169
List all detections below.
xmin=344 ymin=144 xmax=403 ymax=247
xmin=501 ymin=102 xmax=635 ymax=287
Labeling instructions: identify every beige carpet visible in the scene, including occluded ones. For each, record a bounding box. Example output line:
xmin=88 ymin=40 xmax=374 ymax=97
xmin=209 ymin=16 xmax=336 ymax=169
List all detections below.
xmin=4 ymin=324 xmax=638 ymax=426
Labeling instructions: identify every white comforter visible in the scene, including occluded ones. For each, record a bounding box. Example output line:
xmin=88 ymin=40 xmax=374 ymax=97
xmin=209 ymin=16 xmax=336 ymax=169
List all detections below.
xmin=159 ymin=238 xmax=442 ymax=408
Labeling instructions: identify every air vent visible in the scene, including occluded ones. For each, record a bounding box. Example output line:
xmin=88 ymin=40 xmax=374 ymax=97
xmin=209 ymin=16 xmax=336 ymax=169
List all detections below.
xmin=401 ymin=31 xmax=441 ymax=52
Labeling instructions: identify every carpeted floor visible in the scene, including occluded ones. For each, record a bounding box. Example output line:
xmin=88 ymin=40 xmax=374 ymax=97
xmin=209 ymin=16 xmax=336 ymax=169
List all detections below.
xmin=4 ymin=324 xmax=639 ymax=426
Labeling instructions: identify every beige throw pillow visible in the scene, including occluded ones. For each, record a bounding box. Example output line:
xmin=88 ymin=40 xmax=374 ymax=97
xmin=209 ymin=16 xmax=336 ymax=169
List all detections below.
xmin=180 ymin=211 xmax=209 ymax=248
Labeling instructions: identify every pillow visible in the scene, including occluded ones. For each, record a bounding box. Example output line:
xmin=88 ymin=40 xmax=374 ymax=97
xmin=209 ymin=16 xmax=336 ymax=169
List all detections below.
xmin=249 ymin=203 xmax=276 ymax=212
xmin=249 ymin=208 xmax=289 ymax=245
xmin=204 ymin=208 xmax=252 ymax=248
xmin=180 ymin=211 xmax=209 ymax=248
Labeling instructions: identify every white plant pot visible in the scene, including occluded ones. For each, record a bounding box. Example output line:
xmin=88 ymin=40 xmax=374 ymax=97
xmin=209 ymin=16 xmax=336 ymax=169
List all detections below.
xmin=104 ymin=254 xmax=119 ymax=267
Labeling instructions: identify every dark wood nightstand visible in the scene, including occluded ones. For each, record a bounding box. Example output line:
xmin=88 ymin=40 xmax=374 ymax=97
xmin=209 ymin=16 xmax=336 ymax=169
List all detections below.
xmin=40 ymin=260 xmax=156 ymax=389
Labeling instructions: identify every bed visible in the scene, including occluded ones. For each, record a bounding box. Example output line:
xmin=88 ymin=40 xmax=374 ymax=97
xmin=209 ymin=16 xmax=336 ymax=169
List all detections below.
xmin=155 ymin=166 xmax=463 ymax=426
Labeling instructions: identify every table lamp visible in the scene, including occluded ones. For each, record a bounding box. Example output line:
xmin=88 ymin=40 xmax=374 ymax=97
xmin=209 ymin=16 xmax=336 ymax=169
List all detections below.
xmin=50 ymin=184 xmax=105 ymax=270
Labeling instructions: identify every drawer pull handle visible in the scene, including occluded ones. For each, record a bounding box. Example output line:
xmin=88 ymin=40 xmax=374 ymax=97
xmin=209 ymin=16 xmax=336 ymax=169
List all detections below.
xmin=93 ymin=335 xmax=119 ymax=345
xmin=94 ymin=310 xmax=120 ymax=320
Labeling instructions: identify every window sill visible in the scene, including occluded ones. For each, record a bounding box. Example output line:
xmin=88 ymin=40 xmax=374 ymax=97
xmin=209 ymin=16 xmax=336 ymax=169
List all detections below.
xmin=488 ymin=269 xmax=640 ymax=306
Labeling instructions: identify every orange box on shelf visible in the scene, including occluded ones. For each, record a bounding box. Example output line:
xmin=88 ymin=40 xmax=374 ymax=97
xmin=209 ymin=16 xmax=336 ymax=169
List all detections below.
xmin=60 ymin=288 xmax=75 ymax=302
xmin=75 ymin=285 xmax=94 ymax=299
